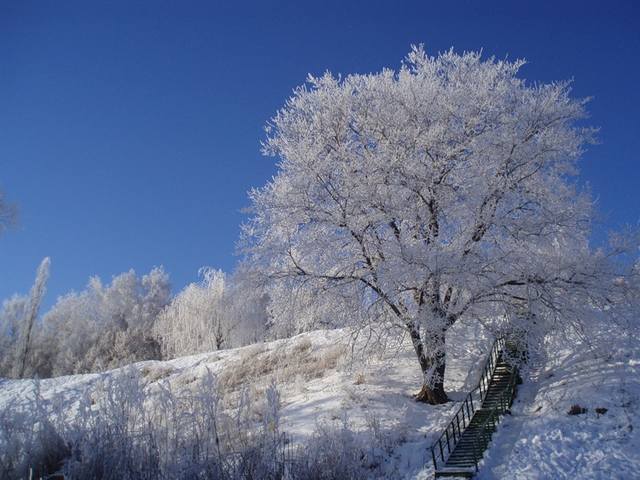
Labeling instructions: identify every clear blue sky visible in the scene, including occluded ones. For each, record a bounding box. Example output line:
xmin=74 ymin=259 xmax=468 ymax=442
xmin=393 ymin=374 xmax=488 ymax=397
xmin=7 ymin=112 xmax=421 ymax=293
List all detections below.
xmin=1 ymin=1 xmax=638 ymax=310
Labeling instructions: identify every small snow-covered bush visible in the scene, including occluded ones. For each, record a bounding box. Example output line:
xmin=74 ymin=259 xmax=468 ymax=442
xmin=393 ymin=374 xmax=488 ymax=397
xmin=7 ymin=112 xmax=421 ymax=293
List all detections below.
xmin=60 ymin=368 xmax=288 ymax=480
xmin=0 ymin=368 xmax=394 ymax=479
xmin=0 ymin=381 xmax=68 ymax=479
xmin=288 ymin=414 xmax=392 ymax=480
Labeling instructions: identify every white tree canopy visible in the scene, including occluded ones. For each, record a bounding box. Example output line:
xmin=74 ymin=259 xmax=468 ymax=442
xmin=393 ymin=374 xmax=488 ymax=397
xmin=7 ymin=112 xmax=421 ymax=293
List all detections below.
xmin=154 ymin=266 xmax=268 ymax=358
xmin=243 ymin=46 xmax=638 ymax=403
xmin=32 ymin=267 xmax=171 ymax=377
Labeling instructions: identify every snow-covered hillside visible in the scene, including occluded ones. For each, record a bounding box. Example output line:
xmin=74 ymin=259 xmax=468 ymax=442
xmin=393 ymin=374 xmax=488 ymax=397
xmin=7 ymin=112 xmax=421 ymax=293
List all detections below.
xmin=478 ymin=334 xmax=640 ymax=479
xmin=1 ymin=322 xmax=638 ymax=479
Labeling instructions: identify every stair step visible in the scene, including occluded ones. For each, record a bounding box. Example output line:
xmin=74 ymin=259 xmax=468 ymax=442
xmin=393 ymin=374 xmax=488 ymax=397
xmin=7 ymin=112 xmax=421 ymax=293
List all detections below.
xmin=450 ymin=450 xmax=487 ymax=458
xmin=435 ymin=470 xmax=475 ymax=478
xmin=432 ymin=342 xmax=520 ymax=477
xmin=452 ymin=443 xmax=490 ymax=449
xmin=448 ymin=452 xmax=480 ymax=458
xmin=446 ymin=460 xmax=478 ymax=465
xmin=451 ymin=444 xmax=489 ymax=451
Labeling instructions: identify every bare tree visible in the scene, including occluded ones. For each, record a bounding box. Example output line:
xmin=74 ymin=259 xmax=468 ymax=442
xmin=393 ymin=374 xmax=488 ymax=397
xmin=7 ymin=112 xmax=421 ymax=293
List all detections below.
xmin=243 ymin=46 xmax=639 ymax=404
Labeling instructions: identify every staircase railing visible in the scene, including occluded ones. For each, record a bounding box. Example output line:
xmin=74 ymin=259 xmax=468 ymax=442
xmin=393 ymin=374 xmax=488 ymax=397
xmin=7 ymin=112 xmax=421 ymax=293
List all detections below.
xmin=476 ymin=337 xmax=506 ymax=402
xmin=470 ymin=368 xmax=518 ymax=470
xmin=430 ymin=337 xmax=505 ymax=472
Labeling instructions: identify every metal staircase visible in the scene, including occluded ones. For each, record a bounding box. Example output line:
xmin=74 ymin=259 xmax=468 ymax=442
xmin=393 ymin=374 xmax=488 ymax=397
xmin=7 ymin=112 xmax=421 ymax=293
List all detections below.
xmin=430 ymin=338 xmax=519 ymax=478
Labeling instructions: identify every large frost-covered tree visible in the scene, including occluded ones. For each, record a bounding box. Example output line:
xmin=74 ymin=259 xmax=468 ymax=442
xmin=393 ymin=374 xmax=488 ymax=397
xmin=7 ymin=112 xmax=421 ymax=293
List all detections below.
xmin=244 ymin=47 xmax=639 ymax=404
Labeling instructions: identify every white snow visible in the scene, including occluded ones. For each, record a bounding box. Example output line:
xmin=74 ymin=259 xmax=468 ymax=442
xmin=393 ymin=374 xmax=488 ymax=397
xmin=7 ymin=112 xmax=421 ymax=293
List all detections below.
xmin=1 ymin=321 xmax=638 ymax=479
xmin=477 ymin=334 xmax=640 ymax=480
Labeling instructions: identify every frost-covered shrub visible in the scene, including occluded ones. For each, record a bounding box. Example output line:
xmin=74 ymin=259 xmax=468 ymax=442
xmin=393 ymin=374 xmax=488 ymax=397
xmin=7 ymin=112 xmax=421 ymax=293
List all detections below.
xmin=61 ymin=370 xmax=161 ymax=479
xmin=1 ymin=369 xmax=392 ymax=479
xmin=153 ymin=268 xmax=229 ymax=358
xmin=288 ymin=413 xmax=394 ymax=480
xmin=1 ymin=368 xmax=288 ymax=479
xmin=0 ymin=381 xmax=68 ymax=479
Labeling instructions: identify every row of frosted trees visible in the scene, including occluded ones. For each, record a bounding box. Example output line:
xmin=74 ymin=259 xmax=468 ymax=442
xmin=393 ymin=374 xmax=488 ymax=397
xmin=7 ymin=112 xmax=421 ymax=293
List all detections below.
xmin=0 ymin=260 xmax=269 ymax=379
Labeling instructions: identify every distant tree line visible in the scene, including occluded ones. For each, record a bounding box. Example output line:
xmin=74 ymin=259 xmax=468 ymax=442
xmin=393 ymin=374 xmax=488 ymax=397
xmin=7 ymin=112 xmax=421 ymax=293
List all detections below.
xmin=0 ymin=259 xmax=270 ymax=379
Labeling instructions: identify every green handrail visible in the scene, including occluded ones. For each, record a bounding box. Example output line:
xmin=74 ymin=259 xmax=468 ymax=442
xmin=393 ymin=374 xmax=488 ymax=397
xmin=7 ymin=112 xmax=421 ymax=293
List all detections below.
xmin=430 ymin=337 xmax=506 ymax=472
xmin=468 ymin=367 xmax=518 ymax=471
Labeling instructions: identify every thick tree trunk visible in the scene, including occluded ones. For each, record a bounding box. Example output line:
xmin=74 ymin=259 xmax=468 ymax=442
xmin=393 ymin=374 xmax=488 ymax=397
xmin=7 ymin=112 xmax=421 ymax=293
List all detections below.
xmin=414 ymin=360 xmax=448 ymax=404
xmin=407 ymin=323 xmax=449 ymax=405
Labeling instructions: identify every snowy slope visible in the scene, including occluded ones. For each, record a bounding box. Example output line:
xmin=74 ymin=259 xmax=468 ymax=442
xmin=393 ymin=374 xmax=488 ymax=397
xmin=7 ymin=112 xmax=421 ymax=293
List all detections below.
xmin=477 ymin=334 xmax=640 ymax=480
xmin=1 ymin=321 xmax=638 ymax=479
xmin=0 ymin=320 xmax=491 ymax=479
